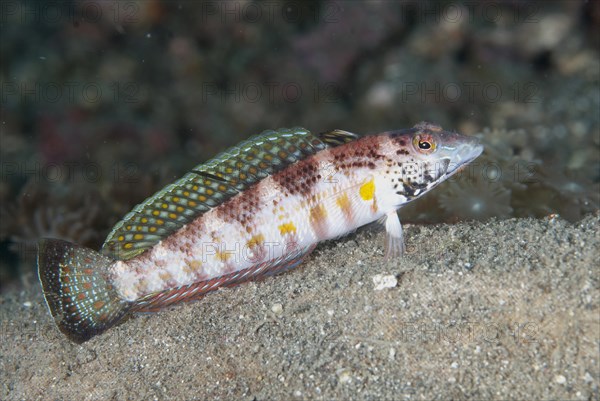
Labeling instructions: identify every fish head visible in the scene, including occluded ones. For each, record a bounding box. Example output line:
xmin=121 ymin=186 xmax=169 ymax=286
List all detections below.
xmin=381 ymin=122 xmax=483 ymax=206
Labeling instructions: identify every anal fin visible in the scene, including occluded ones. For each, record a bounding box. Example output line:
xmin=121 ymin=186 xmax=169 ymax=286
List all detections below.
xmin=133 ymin=245 xmax=316 ymax=311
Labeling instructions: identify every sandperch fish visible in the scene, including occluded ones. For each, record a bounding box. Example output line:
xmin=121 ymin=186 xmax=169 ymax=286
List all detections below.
xmin=38 ymin=122 xmax=483 ymax=342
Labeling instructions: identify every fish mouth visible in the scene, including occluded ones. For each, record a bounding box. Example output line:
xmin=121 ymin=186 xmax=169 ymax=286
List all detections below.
xmin=442 ymin=139 xmax=484 ymax=178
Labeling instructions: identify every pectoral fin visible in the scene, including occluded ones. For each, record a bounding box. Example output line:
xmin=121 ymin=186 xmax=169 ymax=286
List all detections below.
xmin=384 ymin=211 xmax=405 ymax=259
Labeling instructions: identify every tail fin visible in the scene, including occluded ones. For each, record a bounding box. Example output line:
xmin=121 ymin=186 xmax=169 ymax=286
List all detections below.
xmin=37 ymin=239 xmax=131 ymax=343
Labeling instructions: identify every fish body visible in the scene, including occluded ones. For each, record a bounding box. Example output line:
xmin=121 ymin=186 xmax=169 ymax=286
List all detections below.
xmin=38 ymin=122 xmax=483 ymax=342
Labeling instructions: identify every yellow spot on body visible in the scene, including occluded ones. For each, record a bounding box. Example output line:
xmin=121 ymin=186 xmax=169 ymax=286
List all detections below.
xmin=186 ymin=260 xmax=202 ymax=273
xmin=239 ymin=173 xmax=247 ymax=180
xmin=359 ymin=179 xmax=375 ymax=201
xmin=176 ymin=206 xmax=184 ymax=212
xmin=248 ymin=167 xmax=257 ymax=175
xmin=124 ymin=243 xmax=133 ymax=249
xmin=161 ymin=203 xmax=168 ymax=209
xmin=264 ymin=154 xmax=273 ymax=161
xmin=206 ymin=188 xmax=214 ymax=195
xmin=218 ymin=184 xmax=227 ymax=191
xmin=118 ymin=235 xmax=125 ymax=241
xmin=141 ymin=217 xmax=148 ymax=223
xmin=259 ymin=161 xmax=267 ymax=169
xmin=236 ymin=161 xmax=243 ymax=168
xmin=226 ymin=167 xmax=233 ymax=174
xmin=169 ymin=213 xmax=177 ymax=219
xmin=156 ymin=219 xmax=164 ymax=225
xmin=279 ymin=222 xmax=297 ymax=235
xmin=188 ymin=200 xmax=197 ymax=207
xmin=216 ymin=251 xmax=232 ymax=262
xmin=149 ymin=226 xmax=157 ymax=233
xmin=204 ymin=180 xmax=212 ymax=185
xmin=192 ymin=185 xmax=199 ymax=191
xmin=152 ymin=210 xmax=160 ymax=216
xmin=134 ymin=234 xmax=144 ymax=240
xmin=173 ymin=196 xmax=180 ymax=202
xmin=183 ymin=191 xmax=190 ymax=197
xmin=247 ymin=234 xmax=265 ymax=248
xmin=136 ymin=226 xmax=142 ymax=231
xmin=126 ymin=225 xmax=132 ymax=230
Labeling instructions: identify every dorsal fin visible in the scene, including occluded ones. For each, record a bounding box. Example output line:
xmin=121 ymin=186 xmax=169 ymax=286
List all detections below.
xmin=318 ymin=129 xmax=360 ymax=146
xmin=102 ymin=127 xmax=357 ymax=260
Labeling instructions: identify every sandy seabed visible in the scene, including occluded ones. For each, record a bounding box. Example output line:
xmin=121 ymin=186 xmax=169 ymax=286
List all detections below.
xmin=1 ymin=216 xmax=598 ymax=400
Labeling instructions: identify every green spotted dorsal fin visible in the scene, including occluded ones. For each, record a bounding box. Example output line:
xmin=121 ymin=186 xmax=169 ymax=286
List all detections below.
xmin=102 ymin=127 xmax=353 ymax=260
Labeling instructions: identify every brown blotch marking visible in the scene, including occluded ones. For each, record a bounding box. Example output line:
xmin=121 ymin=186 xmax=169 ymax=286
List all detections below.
xmin=94 ymin=300 xmax=105 ymax=310
xmin=336 ymin=193 xmax=354 ymax=223
xmin=271 ymin=157 xmax=321 ymax=196
xmin=159 ymin=272 xmax=173 ymax=283
xmin=329 ymin=136 xmax=384 ymax=173
xmin=215 ymin=184 xmax=262 ymax=230
xmin=77 ymin=293 xmax=86 ymax=300
xmin=309 ymin=203 xmax=329 ymax=238
xmin=84 ymin=268 xmax=93 ymax=275
xmin=82 ymin=282 xmax=92 ymax=290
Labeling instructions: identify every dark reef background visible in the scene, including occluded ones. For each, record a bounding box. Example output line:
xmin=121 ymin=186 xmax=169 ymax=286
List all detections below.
xmin=1 ymin=0 xmax=598 ymax=290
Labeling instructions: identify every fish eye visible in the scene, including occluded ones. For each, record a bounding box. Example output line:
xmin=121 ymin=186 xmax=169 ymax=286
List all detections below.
xmin=413 ymin=135 xmax=436 ymax=154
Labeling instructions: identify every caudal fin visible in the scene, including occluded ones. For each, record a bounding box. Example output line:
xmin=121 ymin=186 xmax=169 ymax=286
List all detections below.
xmin=37 ymin=239 xmax=131 ymax=343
